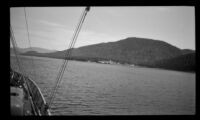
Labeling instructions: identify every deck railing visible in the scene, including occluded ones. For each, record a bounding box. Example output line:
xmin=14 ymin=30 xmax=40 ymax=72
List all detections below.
xmin=10 ymin=70 xmax=51 ymax=116
xmin=25 ymin=76 xmax=51 ymax=116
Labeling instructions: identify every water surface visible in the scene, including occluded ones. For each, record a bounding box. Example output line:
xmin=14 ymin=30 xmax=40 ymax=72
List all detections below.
xmin=10 ymin=56 xmax=195 ymax=115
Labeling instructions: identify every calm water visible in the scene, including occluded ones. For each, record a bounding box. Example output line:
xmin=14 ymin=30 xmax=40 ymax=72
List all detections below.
xmin=10 ymin=55 xmax=195 ymax=115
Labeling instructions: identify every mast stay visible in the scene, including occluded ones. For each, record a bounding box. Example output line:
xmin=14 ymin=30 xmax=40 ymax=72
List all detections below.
xmin=11 ymin=7 xmax=90 ymax=113
xmin=47 ymin=6 xmax=90 ymax=109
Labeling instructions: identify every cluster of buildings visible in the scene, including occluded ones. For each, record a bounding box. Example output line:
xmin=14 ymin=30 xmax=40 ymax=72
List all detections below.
xmin=98 ymin=60 xmax=118 ymax=64
xmin=87 ymin=59 xmax=135 ymax=67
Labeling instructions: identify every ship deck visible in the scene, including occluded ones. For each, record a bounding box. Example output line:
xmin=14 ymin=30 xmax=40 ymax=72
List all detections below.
xmin=10 ymin=69 xmax=51 ymax=116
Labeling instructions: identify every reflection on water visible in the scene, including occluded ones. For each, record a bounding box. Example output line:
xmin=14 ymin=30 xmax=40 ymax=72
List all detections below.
xmin=11 ymin=56 xmax=195 ymax=115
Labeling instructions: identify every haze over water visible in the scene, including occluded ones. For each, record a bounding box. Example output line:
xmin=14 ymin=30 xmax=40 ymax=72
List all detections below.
xmin=11 ymin=56 xmax=195 ymax=115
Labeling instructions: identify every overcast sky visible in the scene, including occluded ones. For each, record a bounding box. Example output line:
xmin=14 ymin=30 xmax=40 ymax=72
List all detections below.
xmin=10 ymin=7 xmax=195 ymax=51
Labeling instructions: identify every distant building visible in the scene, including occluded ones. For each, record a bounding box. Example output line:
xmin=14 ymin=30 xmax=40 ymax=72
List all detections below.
xmin=98 ymin=60 xmax=117 ymax=64
xmin=130 ymin=64 xmax=135 ymax=67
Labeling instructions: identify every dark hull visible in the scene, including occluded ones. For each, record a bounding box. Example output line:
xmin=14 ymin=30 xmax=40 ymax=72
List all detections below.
xmin=10 ymin=69 xmax=51 ymax=116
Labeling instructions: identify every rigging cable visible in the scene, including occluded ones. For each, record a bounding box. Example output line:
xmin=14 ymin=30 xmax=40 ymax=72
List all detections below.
xmin=24 ymin=7 xmax=37 ymax=82
xmin=24 ymin=8 xmax=51 ymax=115
xmin=47 ymin=6 xmax=90 ymax=108
xmin=10 ymin=26 xmax=38 ymax=115
xmin=10 ymin=26 xmax=26 ymax=76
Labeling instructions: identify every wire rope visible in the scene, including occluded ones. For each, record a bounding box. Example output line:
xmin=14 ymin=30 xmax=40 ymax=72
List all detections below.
xmin=47 ymin=7 xmax=90 ymax=108
xmin=24 ymin=7 xmax=37 ymax=82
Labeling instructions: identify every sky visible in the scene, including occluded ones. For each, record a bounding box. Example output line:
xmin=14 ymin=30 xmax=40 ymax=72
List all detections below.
xmin=10 ymin=7 xmax=195 ymax=51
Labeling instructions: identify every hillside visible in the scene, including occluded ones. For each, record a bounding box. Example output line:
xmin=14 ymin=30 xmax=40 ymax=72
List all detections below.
xmin=150 ymin=53 xmax=195 ymax=72
xmin=70 ymin=37 xmax=183 ymax=64
xmin=20 ymin=37 xmax=195 ymax=72
xmin=33 ymin=37 xmax=182 ymax=64
xmin=10 ymin=47 xmax=57 ymax=54
xmin=181 ymin=49 xmax=195 ymax=55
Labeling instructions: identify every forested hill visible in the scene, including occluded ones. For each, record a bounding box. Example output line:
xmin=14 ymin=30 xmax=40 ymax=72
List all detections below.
xmin=69 ymin=37 xmax=183 ymax=64
xmin=149 ymin=52 xmax=195 ymax=72
xmin=10 ymin=47 xmax=57 ymax=54
xmin=20 ymin=37 xmax=195 ymax=72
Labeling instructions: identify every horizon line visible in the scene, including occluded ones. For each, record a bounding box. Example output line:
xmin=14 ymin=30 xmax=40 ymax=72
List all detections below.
xmin=10 ymin=36 xmax=196 ymax=51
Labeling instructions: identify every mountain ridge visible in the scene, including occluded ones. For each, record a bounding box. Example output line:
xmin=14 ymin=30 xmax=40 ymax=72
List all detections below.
xmin=19 ymin=37 xmax=195 ymax=72
xmin=10 ymin=47 xmax=57 ymax=54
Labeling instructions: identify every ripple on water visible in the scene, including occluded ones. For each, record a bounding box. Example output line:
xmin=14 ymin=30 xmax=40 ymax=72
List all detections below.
xmin=11 ymin=56 xmax=195 ymax=115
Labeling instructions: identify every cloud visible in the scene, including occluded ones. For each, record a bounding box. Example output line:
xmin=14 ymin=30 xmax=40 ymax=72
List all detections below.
xmin=11 ymin=18 xmax=121 ymax=50
xmin=157 ymin=7 xmax=171 ymax=12
xmin=37 ymin=20 xmax=65 ymax=28
xmin=73 ymin=30 xmax=121 ymax=48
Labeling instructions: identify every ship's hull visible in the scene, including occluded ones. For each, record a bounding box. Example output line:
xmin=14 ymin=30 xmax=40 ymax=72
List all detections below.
xmin=10 ymin=69 xmax=51 ymax=116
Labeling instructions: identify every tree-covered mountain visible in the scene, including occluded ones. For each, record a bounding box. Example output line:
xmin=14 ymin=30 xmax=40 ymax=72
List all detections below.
xmin=70 ymin=37 xmax=184 ymax=64
xmin=181 ymin=49 xmax=195 ymax=55
xmin=20 ymin=37 xmax=195 ymax=72
xmin=10 ymin=47 xmax=57 ymax=54
xmin=149 ymin=52 xmax=195 ymax=72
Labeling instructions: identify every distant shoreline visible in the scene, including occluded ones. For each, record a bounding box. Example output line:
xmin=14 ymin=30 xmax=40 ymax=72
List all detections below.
xmin=11 ymin=54 xmax=195 ymax=74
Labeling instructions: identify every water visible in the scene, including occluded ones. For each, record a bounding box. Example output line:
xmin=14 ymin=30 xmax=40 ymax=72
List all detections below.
xmin=10 ymin=55 xmax=195 ymax=115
